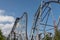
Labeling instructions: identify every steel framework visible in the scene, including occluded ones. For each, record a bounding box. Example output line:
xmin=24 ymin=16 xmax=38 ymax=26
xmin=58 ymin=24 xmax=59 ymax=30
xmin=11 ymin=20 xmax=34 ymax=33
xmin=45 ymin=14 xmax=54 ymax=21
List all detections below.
xmin=30 ymin=0 xmax=60 ymax=40
xmin=6 ymin=0 xmax=60 ymax=40
xmin=7 ymin=12 xmax=28 ymax=40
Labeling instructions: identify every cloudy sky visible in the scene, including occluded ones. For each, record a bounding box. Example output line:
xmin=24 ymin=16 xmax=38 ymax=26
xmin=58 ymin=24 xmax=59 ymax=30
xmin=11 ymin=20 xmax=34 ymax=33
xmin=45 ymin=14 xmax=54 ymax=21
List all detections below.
xmin=0 ymin=10 xmax=15 ymax=36
xmin=0 ymin=0 xmax=41 ymax=37
xmin=0 ymin=0 xmax=60 ymax=37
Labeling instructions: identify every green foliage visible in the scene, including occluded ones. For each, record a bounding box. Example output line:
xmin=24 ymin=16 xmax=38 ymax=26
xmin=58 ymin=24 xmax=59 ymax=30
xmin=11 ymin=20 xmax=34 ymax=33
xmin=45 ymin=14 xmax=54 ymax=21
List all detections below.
xmin=45 ymin=34 xmax=52 ymax=40
xmin=0 ymin=30 xmax=5 ymax=40
xmin=44 ymin=25 xmax=60 ymax=40
xmin=54 ymin=29 xmax=60 ymax=40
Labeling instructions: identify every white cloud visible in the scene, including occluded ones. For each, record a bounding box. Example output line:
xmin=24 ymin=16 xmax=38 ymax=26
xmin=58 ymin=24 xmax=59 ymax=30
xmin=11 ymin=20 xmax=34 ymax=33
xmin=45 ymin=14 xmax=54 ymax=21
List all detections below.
xmin=0 ymin=24 xmax=4 ymax=29
xmin=0 ymin=9 xmax=15 ymax=37
xmin=0 ymin=21 xmax=15 ymax=37
xmin=1 ymin=23 xmax=14 ymax=36
xmin=0 ymin=16 xmax=15 ymax=22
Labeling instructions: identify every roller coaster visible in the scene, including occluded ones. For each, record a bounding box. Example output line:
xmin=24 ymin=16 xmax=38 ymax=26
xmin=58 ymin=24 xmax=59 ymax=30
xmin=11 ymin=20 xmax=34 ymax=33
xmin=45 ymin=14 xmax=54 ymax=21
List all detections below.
xmin=7 ymin=0 xmax=60 ymax=40
xmin=7 ymin=12 xmax=28 ymax=40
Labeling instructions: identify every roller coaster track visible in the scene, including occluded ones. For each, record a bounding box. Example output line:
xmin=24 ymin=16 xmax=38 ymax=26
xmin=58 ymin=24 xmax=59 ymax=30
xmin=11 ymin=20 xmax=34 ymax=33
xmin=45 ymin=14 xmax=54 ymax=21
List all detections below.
xmin=31 ymin=0 xmax=60 ymax=40
xmin=7 ymin=0 xmax=60 ymax=40
xmin=7 ymin=12 xmax=28 ymax=40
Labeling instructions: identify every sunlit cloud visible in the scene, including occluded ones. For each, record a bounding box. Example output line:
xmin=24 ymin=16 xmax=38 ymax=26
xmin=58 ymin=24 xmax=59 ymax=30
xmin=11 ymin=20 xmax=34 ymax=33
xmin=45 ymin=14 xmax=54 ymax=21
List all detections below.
xmin=0 ymin=16 xmax=15 ymax=22
xmin=0 ymin=9 xmax=15 ymax=37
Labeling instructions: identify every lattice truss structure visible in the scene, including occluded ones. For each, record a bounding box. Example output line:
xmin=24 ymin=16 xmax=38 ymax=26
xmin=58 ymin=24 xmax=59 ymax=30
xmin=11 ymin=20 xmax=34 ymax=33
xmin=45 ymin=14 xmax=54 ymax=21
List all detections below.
xmin=6 ymin=0 xmax=60 ymax=40
xmin=30 ymin=0 xmax=60 ymax=40
xmin=7 ymin=12 xmax=28 ymax=40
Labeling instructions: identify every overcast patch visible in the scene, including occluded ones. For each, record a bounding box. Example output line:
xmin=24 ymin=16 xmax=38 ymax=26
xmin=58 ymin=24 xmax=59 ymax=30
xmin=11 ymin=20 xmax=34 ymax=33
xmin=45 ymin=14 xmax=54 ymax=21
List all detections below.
xmin=0 ymin=9 xmax=15 ymax=37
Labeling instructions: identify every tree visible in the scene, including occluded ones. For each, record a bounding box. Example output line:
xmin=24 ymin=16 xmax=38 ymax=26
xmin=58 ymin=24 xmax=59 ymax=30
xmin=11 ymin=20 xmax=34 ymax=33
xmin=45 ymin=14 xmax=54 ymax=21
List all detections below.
xmin=44 ymin=34 xmax=52 ymax=40
xmin=0 ymin=30 xmax=5 ymax=40
xmin=53 ymin=19 xmax=60 ymax=40
xmin=54 ymin=27 xmax=60 ymax=40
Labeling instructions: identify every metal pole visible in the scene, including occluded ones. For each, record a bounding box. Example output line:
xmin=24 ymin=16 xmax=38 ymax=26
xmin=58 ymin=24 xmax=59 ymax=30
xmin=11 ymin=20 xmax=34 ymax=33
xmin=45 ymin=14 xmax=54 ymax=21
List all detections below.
xmin=24 ymin=12 xmax=28 ymax=40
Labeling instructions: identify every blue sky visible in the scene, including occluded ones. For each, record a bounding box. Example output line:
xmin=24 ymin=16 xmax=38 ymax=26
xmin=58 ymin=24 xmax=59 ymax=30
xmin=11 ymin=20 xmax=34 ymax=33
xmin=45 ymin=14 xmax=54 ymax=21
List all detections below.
xmin=0 ymin=0 xmax=41 ymax=17
xmin=0 ymin=0 xmax=60 ymax=37
xmin=0 ymin=0 xmax=42 ymax=36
